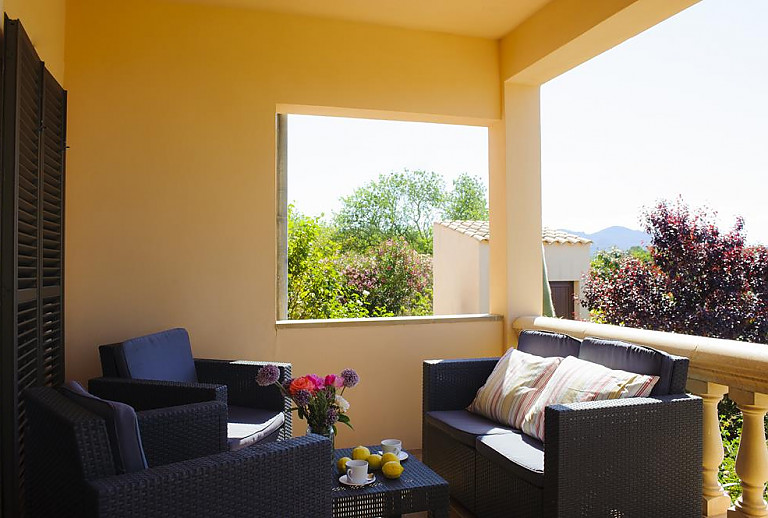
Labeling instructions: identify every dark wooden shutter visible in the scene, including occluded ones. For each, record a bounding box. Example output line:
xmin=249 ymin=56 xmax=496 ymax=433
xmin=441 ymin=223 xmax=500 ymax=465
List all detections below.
xmin=549 ymin=281 xmax=575 ymax=320
xmin=1 ymin=17 xmax=67 ymax=517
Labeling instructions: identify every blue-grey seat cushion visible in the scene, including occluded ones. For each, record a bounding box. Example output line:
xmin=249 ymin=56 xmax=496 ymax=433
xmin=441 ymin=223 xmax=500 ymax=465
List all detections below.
xmin=425 ymin=410 xmax=517 ymax=447
xmin=579 ymin=337 xmax=677 ymax=396
xmin=517 ymin=330 xmax=581 ymax=359
xmin=59 ymin=381 xmax=147 ymax=474
xmin=227 ymin=406 xmax=285 ymax=450
xmin=119 ymin=328 xmax=198 ymax=382
xmin=476 ymin=431 xmax=545 ymax=488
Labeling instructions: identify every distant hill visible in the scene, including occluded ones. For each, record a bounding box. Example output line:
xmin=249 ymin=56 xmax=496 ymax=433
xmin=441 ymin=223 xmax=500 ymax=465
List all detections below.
xmin=560 ymin=226 xmax=651 ymax=253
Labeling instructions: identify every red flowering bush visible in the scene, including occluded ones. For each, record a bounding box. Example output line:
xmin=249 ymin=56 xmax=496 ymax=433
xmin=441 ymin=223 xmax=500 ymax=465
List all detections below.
xmin=341 ymin=237 xmax=433 ymax=316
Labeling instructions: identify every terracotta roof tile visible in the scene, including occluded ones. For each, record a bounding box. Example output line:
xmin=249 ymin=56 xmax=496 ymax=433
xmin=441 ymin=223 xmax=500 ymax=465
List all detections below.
xmin=435 ymin=221 xmax=591 ymax=245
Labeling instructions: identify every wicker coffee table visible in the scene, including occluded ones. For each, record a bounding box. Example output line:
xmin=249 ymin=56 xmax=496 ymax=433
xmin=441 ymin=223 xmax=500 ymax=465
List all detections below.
xmin=332 ymin=446 xmax=449 ymax=518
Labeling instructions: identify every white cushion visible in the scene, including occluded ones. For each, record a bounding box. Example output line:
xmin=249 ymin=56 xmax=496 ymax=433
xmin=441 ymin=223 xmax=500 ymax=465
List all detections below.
xmin=467 ymin=348 xmax=562 ymax=429
xmin=520 ymin=355 xmax=659 ymax=441
xmin=227 ymin=408 xmax=285 ymax=451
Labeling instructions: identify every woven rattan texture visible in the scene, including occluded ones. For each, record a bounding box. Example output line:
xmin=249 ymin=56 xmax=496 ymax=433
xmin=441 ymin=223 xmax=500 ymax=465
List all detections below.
xmin=89 ymin=377 xmax=227 ymax=410
xmin=89 ymin=434 xmax=331 ymax=517
xmin=422 ymin=358 xmax=498 ymax=414
xmin=137 ymin=400 xmax=227 ymax=466
xmin=195 ymin=360 xmax=293 ymax=440
xmin=24 ymin=388 xmax=117 ymax=518
xmin=475 ymin=452 xmax=542 ymax=518
xmin=332 ymin=445 xmax=449 ymax=517
xmin=423 ymin=423 xmax=476 ymax=512
xmin=422 ymin=358 xmax=702 ymax=518
xmin=25 ymin=387 xmax=332 ymax=518
xmin=544 ymin=395 xmax=702 ymax=517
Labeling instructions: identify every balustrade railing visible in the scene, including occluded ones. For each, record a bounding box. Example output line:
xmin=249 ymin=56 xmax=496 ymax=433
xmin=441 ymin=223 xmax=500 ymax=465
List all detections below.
xmin=513 ymin=316 xmax=768 ymax=518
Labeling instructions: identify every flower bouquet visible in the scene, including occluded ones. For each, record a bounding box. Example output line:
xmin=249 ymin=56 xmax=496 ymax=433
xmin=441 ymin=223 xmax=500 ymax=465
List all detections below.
xmin=257 ymin=365 xmax=359 ymax=445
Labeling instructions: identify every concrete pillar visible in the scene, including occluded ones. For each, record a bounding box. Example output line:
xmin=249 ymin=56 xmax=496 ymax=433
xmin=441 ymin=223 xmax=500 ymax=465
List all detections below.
xmin=498 ymin=82 xmax=542 ymax=347
xmin=728 ymin=389 xmax=768 ymax=518
xmin=688 ymin=379 xmax=731 ymax=518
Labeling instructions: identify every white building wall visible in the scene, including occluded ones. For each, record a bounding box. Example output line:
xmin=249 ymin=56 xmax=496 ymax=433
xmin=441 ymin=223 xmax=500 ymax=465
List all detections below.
xmin=543 ymin=243 xmax=591 ymax=320
xmin=433 ymin=225 xmax=485 ymax=315
xmin=433 ymin=223 xmax=592 ymax=319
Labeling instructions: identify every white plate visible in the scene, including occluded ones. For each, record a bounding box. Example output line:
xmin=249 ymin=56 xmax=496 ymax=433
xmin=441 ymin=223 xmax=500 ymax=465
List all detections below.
xmin=377 ymin=450 xmax=409 ymax=461
xmin=339 ymin=474 xmax=376 ymax=487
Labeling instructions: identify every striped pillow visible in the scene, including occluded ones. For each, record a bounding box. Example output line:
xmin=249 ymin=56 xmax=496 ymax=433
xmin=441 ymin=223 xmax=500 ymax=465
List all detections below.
xmin=520 ymin=355 xmax=659 ymax=441
xmin=467 ymin=348 xmax=562 ymax=429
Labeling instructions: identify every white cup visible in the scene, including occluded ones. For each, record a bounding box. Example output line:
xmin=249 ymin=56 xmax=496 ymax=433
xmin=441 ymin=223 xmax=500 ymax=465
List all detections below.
xmin=381 ymin=439 xmax=402 ymax=456
xmin=346 ymin=460 xmax=369 ymax=484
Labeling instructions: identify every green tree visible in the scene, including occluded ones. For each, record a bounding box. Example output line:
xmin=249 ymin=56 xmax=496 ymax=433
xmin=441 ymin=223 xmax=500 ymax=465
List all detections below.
xmin=444 ymin=173 xmax=488 ymax=221
xmin=333 ymin=169 xmax=445 ymax=254
xmin=287 ymin=206 xmax=368 ymax=320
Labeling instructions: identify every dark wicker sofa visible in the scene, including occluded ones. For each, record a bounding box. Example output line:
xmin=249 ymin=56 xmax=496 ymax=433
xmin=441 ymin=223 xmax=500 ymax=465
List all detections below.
xmin=23 ymin=386 xmax=331 ymax=518
xmin=422 ymin=330 xmax=702 ymax=518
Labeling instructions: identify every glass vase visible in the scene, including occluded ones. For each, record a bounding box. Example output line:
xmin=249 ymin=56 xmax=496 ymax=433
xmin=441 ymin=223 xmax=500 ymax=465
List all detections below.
xmin=306 ymin=424 xmax=335 ymax=451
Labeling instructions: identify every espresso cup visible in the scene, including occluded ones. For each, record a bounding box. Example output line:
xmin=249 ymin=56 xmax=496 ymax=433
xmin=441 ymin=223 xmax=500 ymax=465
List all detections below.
xmin=381 ymin=439 xmax=402 ymax=456
xmin=346 ymin=460 xmax=369 ymax=484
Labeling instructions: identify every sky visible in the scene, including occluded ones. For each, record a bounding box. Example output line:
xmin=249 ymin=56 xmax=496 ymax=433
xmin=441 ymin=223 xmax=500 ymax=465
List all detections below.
xmin=287 ymin=115 xmax=488 ymax=220
xmin=288 ymin=0 xmax=768 ymax=244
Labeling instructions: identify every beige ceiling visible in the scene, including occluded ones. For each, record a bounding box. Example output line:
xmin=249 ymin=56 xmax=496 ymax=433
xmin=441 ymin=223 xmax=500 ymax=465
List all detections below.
xmin=166 ymin=0 xmax=552 ymax=39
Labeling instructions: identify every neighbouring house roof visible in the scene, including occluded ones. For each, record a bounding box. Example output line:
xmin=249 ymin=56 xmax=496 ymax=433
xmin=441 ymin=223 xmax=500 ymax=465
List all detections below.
xmin=436 ymin=221 xmax=592 ymax=245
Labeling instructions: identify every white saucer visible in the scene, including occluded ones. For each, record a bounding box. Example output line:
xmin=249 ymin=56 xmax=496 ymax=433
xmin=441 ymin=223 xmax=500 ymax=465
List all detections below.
xmin=377 ymin=450 xmax=409 ymax=461
xmin=339 ymin=474 xmax=376 ymax=487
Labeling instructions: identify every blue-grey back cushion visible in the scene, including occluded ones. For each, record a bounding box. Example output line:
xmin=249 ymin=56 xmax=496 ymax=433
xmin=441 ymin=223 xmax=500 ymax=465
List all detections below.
xmin=120 ymin=328 xmax=198 ymax=382
xmin=517 ymin=330 xmax=581 ymax=359
xmin=60 ymin=381 xmax=148 ymax=474
xmin=579 ymin=337 xmax=675 ymax=396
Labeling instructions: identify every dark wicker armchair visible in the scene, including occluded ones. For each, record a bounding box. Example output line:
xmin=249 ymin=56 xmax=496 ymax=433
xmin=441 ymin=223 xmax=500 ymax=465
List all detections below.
xmin=23 ymin=387 xmax=331 ymax=518
xmin=89 ymin=328 xmax=292 ymax=448
xmin=422 ymin=331 xmax=702 ymax=518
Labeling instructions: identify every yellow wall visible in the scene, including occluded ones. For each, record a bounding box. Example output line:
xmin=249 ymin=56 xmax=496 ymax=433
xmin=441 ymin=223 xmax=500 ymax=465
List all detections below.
xmin=6 ymin=0 xmax=699 ymax=447
xmin=499 ymin=0 xmax=699 ymax=84
xmin=61 ymin=0 xmax=501 ymax=446
xmin=278 ymin=318 xmax=502 ymax=448
xmin=4 ymin=0 xmax=66 ymax=83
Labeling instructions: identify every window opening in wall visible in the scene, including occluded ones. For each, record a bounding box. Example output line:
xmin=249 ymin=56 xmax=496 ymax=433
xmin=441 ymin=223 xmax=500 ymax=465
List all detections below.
xmin=277 ymin=114 xmax=489 ymax=321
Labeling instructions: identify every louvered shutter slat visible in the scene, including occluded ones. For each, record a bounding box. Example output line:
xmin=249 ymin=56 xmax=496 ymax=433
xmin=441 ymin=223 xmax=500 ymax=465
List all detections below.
xmin=1 ymin=17 xmax=66 ymax=517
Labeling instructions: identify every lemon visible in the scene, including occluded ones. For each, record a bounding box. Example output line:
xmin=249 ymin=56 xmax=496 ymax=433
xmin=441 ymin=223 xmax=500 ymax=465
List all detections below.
xmin=366 ymin=454 xmax=382 ymax=471
xmin=351 ymin=446 xmax=371 ymax=461
xmin=337 ymin=456 xmax=352 ymax=474
xmin=380 ymin=452 xmax=399 ymax=465
xmin=382 ymin=460 xmax=404 ymax=479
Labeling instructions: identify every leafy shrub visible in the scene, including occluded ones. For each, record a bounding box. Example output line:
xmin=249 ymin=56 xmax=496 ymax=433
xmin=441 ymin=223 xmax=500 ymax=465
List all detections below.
xmin=287 ymin=207 xmax=368 ymax=320
xmin=341 ymin=237 xmax=433 ymax=316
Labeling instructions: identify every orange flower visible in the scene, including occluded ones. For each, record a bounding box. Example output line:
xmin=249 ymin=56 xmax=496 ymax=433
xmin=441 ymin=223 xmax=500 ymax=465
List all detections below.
xmin=289 ymin=376 xmax=317 ymax=396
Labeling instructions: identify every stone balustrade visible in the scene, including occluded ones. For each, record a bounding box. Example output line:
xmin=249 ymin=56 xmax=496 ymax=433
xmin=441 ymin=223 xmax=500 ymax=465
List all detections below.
xmin=513 ymin=316 xmax=768 ymax=518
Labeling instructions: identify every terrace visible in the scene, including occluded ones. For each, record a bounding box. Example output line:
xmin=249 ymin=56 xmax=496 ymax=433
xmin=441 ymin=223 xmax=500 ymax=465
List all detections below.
xmin=2 ymin=0 xmax=766 ymax=517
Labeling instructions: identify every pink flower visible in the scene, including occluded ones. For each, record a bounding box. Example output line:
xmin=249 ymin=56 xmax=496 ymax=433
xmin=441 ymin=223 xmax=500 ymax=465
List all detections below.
xmin=325 ymin=374 xmax=344 ymax=388
xmin=306 ymin=374 xmax=325 ymax=390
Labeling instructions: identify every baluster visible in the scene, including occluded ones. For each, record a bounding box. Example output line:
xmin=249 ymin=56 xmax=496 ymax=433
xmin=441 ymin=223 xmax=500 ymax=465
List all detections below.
xmin=728 ymin=389 xmax=768 ymax=518
xmin=688 ymin=380 xmax=731 ymax=517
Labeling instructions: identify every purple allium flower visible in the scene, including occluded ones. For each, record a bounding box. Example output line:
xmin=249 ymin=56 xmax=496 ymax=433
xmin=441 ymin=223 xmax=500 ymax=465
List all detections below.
xmin=325 ymin=407 xmax=339 ymax=427
xmin=293 ymin=389 xmax=311 ymax=407
xmin=340 ymin=368 xmax=359 ymax=388
xmin=256 ymin=364 xmax=280 ymax=386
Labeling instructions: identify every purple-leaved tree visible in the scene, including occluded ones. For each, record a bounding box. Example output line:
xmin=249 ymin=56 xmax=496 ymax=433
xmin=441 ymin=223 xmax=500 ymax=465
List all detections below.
xmin=583 ymin=198 xmax=768 ymax=343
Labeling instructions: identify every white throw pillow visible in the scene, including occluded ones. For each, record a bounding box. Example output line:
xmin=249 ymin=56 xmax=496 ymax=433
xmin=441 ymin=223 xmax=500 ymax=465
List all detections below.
xmin=467 ymin=348 xmax=562 ymax=429
xmin=520 ymin=355 xmax=659 ymax=441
